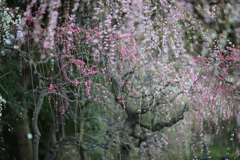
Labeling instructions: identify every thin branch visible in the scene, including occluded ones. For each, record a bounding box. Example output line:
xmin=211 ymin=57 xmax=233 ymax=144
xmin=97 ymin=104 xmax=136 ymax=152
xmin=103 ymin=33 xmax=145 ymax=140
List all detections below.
xmin=47 ymin=92 xmax=93 ymax=103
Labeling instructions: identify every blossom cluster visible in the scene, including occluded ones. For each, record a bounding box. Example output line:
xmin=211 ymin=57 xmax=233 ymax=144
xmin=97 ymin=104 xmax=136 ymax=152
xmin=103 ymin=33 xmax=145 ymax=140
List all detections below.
xmin=0 ymin=95 xmax=6 ymax=120
xmin=0 ymin=0 xmax=21 ymax=44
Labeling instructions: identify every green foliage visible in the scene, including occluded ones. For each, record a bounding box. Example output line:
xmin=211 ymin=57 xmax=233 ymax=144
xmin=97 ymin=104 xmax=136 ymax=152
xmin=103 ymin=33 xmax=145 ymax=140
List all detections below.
xmin=0 ymin=125 xmax=18 ymax=159
xmin=0 ymin=53 xmax=23 ymax=118
xmin=38 ymin=99 xmax=55 ymax=159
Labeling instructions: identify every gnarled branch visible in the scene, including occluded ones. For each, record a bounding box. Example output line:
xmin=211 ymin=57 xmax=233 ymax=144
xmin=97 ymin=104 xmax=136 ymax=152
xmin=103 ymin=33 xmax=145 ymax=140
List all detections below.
xmin=139 ymin=105 xmax=188 ymax=132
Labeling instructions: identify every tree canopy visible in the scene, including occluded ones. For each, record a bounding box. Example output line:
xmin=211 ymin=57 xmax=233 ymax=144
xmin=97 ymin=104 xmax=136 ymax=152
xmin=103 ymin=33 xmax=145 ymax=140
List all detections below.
xmin=0 ymin=0 xmax=240 ymax=160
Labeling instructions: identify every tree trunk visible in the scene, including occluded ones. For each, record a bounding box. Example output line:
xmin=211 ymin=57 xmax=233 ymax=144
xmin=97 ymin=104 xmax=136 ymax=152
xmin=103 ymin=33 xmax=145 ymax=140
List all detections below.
xmin=120 ymin=145 xmax=130 ymax=160
xmin=15 ymin=67 xmax=33 ymax=160
xmin=219 ymin=127 xmax=223 ymax=157
xmin=15 ymin=117 xmax=33 ymax=160
xmin=120 ymin=117 xmax=136 ymax=160
xmin=78 ymin=109 xmax=87 ymax=160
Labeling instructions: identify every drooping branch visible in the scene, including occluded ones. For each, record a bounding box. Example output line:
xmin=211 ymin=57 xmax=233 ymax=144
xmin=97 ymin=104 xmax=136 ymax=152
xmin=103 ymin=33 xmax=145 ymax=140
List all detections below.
xmin=182 ymin=0 xmax=240 ymax=36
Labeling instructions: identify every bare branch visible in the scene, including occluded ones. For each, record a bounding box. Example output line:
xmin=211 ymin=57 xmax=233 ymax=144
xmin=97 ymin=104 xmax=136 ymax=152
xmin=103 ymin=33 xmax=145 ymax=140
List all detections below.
xmin=139 ymin=105 xmax=188 ymax=132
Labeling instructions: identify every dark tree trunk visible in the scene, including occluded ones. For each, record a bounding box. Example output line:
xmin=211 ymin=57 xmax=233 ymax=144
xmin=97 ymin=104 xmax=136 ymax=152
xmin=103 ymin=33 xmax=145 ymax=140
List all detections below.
xmin=120 ymin=145 xmax=130 ymax=160
xmin=120 ymin=116 xmax=137 ymax=160
xmin=15 ymin=118 xmax=33 ymax=160
xmin=15 ymin=67 xmax=33 ymax=160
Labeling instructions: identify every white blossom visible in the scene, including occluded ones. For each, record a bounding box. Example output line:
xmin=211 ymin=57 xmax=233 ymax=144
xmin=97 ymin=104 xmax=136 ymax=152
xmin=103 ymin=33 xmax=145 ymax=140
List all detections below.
xmin=0 ymin=95 xmax=6 ymax=120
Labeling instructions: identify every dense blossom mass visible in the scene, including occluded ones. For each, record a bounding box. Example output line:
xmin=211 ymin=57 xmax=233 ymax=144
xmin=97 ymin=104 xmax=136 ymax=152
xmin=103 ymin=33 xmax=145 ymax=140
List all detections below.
xmin=0 ymin=0 xmax=240 ymax=160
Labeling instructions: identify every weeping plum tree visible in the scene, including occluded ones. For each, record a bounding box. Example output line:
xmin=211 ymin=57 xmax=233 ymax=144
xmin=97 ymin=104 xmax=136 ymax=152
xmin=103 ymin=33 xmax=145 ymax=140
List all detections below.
xmin=0 ymin=0 xmax=240 ymax=159
xmin=175 ymin=0 xmax=240 ymax=158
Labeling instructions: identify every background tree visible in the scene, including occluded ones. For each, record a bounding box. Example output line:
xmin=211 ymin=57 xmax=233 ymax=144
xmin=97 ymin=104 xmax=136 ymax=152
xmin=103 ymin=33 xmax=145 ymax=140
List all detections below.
xmin=0 ymin=0 xmax=239 ymax=160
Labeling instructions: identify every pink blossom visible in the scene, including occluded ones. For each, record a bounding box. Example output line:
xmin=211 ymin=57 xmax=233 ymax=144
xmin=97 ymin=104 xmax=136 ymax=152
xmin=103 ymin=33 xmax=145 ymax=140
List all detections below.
xmin=72 ymin=79 xmax=79 ymax=86
xmin=77 ymin=60 xmax=85 ymax=66
xmin=49 ymin=84 xmax=56 ymax=92
xmin=218 ymin=77 xmax=224 ymax=81
xmin=71 ymin=59 xmax=75 ymax=63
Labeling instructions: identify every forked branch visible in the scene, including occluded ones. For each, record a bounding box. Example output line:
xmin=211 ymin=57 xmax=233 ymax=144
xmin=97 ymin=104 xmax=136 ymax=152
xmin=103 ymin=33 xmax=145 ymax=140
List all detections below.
xmin=139 ymin=105 xmax=188 ymax=132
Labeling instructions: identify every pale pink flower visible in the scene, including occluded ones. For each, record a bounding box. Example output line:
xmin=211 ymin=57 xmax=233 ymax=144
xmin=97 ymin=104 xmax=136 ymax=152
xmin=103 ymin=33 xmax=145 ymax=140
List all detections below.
xmin=49 ymin=84 xmax=56 ymax=92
